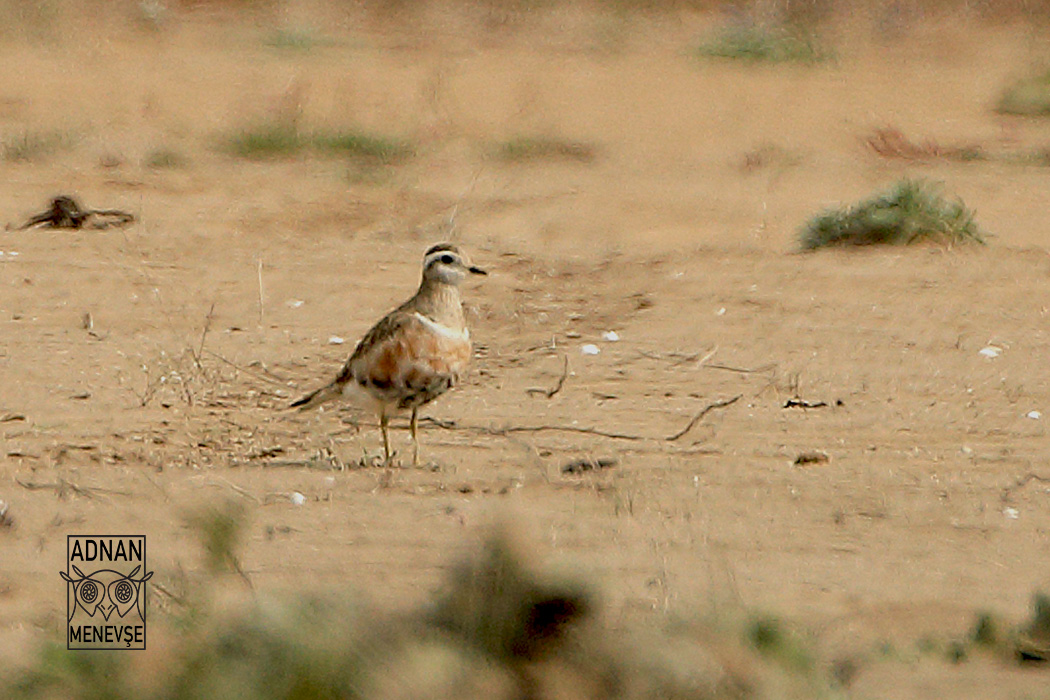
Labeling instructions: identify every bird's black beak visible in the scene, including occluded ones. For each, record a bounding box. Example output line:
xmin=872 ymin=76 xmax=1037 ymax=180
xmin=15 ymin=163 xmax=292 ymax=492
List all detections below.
xmin=468 ymin=265 xmax=487 ymax=276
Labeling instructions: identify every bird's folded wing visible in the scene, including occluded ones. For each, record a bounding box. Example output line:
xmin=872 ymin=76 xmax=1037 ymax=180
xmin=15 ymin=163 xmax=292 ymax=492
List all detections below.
xmin=336 ymin=312 xmax=471 ymax=395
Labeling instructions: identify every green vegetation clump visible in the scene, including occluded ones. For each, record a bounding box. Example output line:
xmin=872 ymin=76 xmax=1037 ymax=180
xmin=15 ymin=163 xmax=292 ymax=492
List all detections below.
xmin=800 ymin=179 xmax=986 ymax=250
xmin=263 ymin=28 xmax=336 ymax=51
xmin=697 ymin=25 xmax=832 ymax=64
xmin=312 ymin=132 xmax=414 ymax=163
xmin=997 ymin=70 xmax=1050 ymax=116
xmin=2 ymin=526 xmax=836 ymax=700
xmin=746 ymin=614 xmax=815 ymax=674
xmin=223 ymin=125 xmax=305 ymax=159
xmin=1016 ymin=592 xmax=1050 ymax=662
xmin=495 ymin=136 xmax=598 ymax=163
xmin=144 ymin=147 xmax=187 ymax=169
xmin=221 ymin=125 xmax=413 ymax=163
xmin=2 ymin=130 xmax=78 ymax=162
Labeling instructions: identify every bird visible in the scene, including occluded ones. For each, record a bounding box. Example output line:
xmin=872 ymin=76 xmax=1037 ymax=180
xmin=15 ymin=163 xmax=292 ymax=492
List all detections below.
xmin=290 ymin=243 xmax=486 ymax=467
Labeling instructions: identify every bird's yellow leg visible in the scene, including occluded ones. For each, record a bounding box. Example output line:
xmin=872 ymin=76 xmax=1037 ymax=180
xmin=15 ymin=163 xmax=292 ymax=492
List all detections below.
xmin=380 ymin=410 xmax=392 ymax=467
xmin=410 ymin=407 xmax=420 ymax=467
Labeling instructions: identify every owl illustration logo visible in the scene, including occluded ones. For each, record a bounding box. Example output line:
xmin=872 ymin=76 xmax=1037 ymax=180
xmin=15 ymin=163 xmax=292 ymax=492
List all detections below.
xmin=60 ymin=564 xmax=153 ymax=622
xmin=63 ymin=535 xmax=152 ymax=649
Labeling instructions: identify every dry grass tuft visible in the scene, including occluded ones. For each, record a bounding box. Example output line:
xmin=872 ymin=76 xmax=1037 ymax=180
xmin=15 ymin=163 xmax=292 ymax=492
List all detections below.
xmin=997 ymin=70 xmax=1050 ymax=116
xmin=495 ymin=136 xmax=599 ymax=163
xmin=1 ymin=130 xmax=78 ymax=162
xmin=220 ymin=125 xmax=413 ymax=163
xmin=696 ymin=25 xmax=832 ymax=64
xmin=800 ymin=179 xmax=986 ymax=250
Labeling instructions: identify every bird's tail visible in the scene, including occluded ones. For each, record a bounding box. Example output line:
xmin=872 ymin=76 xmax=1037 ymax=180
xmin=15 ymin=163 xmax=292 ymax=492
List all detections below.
xmin=289 ymin=382 xmax=342 ymax=410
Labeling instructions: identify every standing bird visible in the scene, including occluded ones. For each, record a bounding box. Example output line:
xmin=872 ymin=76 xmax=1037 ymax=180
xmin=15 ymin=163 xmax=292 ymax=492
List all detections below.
xmin=290 ymin=244 xmax=486 ymax=466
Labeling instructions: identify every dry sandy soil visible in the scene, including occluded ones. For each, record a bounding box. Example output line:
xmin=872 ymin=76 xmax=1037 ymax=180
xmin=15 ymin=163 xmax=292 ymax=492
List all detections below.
xmin=0 ymin=2 xmax=1049 ymax=696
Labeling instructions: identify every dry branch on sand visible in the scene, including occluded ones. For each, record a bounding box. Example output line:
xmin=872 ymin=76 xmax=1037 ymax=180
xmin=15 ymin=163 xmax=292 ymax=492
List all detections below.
xmin=10 ymin=195 xmax=134 ymax=231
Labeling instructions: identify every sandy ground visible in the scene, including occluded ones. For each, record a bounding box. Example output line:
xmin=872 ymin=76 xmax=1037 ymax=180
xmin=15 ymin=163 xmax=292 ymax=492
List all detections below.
xmin=0 ymin=4 xmax=1049 ymax=696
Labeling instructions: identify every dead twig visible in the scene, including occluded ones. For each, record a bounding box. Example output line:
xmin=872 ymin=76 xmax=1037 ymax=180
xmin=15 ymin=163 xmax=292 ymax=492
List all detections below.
xmin=15 ymin=478 xmax=131 ymax=499
xmin=423 ymin=417 xmax=644 ymax=441
xmin=1001 ymin=472 xmax=1050 ymax=502
xmin=666 ymin=395 xmax=742 ymax=442
xmin=200 ymin=476 xmax=260 ymax=504
xmin=149 ymin=581 xmax=187 ymax=606
xmin=256 ymin=258 xmax=265 ymax=327
xmin=784 ymin=398 xmax=828 ymax=409
xmin=562 ymin=457 xmax=617 ymax=474
xmin=704 ymin=363 xmax=777 ymax=375
xmin=204 ymin=349 xmax=290 ymax=388
xmin=494 ymin=424 xmax=643 ymax=441
xmin=14 ymin=195 xmax=134 ymax=230
xmin=526 ymin=355 xmax=569 ymax=398
xmin=192 ymin=302 xmax=216 ymax=369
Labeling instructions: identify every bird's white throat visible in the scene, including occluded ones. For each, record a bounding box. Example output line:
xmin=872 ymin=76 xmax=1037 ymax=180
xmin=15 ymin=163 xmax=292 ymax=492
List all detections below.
xmin=412 ymin=312 xmax=469 ymax=341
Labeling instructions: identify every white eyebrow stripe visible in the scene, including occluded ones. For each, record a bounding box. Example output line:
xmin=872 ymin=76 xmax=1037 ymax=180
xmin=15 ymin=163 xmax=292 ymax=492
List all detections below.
xmin=412 ymin=312 xmax=470 ymax=341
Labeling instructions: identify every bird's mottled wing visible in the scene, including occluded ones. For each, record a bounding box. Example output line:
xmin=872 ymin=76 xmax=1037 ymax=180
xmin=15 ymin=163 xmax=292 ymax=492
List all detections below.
xmin=338 ymin=311 xmax=472 ymax=408
xmin=333 ymin=311 xmax=408 ymax=386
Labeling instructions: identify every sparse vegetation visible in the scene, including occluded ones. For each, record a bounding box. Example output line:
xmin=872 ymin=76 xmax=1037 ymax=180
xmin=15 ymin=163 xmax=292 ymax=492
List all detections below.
xmin=1 ymin=129 xmax=78 ymax=162
xmin=312 ymin=132 xmax=414 ymax=163
xmin=221 ymin=125 xmax=414 ymax=163
xmin=800 ymin=179 xmax=986 ymax=250
xmin=1016 ymin=592 xmax=1050 ymax=662
xmin=263 ymin=28 xmax=336 ymax=51
xmin=697 ymin=25 xmax=832 ymax=64
xmin=997 ymin=69 xmax=1050 ymax=116
xmin=495 ymin=136 xmax=598 ymax=163
xmin=222 ymin=125 xmax=305 ymax=159
xmin=2 ymin=527 xmax=838 ymax=700
xmin=144 ymin=147 xmax=187 ymax=169
xmin=746 ymin=614 xmax=815 ymax=674
xmin=185 ymin=500 xmax=248 ymax=577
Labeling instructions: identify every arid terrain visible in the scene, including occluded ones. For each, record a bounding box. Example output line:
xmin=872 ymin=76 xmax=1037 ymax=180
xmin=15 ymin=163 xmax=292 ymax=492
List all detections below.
xmin=1 ymin=2 xmax=1049 ymax=696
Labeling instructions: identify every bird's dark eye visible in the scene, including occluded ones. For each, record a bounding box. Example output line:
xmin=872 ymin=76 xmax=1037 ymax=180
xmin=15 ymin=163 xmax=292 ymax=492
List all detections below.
xmin=440 ymin=254 xmax=455 ymax=265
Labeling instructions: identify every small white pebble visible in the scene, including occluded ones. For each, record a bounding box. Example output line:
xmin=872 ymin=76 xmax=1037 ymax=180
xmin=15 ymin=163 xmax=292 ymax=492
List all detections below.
xmin=716 ymin=307 xmax=726 ymax=316
xmin=328 ymin=336 xmax=345 ymax=345
xmin=580 ymin=344 xmax=600 ymax=356
xmin=286 ymin=299 xmax=304 ymax=308
xmin=1003 ymin=507 xmax=1019 ymax=520
xmin=979 ymin=346 xmax=1001 ymax=358
xmin=290 ymin=492 xmax=307 ymax=506
xmin=1026 ymin=410 xmax=1042 ymax=420
xmin=602 ymin=331 xmax=620 ymax=342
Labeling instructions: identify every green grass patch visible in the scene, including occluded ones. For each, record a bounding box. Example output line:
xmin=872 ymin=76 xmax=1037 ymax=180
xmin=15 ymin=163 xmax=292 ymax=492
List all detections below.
xmin=1 ymin=130 xmax=78 ymax=162
xmin=263 ymin=28 xmax=337 ymax=51
xmin=311 ymin=132 xmax=413 ymax=164
xmin=495 ymin=136 xmax=598 ymax=163
xmin=800 ymin=179 xmax=986 ymax=250
xmin=746 ymin=614 xmax=815 ymax=674
xmin=220 ymin=125 xmax=413 ymax=163
xmin=697 ymin=25 xmax=832 ymax=64
xmin=997 ymin=70 xmax=1050 ymax=116
xmin=222 ymin=125 xmax=305 ymax=159
xmin=143 ymin=147 xmax=187 ymax=169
